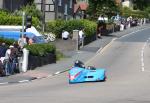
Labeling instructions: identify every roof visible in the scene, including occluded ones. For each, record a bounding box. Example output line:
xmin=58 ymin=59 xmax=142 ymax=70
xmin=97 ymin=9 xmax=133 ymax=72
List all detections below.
xmin=74 ymin=2 xmax=89 ymax=13
xmin=79 ymin=2 xmax=88 ymax=11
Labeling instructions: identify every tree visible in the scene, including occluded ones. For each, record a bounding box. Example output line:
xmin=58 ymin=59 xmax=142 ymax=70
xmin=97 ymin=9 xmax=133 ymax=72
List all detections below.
xmin=87 ymin=0 xmax=119 ymax=20
xmin=133 ymin=0 xmax=150 ymax=10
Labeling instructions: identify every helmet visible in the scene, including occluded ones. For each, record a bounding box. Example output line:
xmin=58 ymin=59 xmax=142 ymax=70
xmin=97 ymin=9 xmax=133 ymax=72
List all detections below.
xmin=74 ymin=60 xmax=85 ymax=68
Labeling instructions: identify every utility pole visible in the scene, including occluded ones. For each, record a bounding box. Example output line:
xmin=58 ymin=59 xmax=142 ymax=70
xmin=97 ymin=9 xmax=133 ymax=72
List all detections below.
xmin=11 ymin=0 xmax=13 ymax=12
xmin=42 ymin=0 xmax=45 ymax=33
xmin=22 ymin=12 xmax=25 ymax=36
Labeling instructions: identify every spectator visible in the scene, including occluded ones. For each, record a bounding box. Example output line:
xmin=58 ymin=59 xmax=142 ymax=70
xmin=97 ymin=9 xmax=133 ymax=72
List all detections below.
xmin=4 ymin=45 xmax=13 ymax=75
xmin=79 ymin=27 xmax=85 ymax=45
xmin=62 ymin=30 xmax=70 ymax=40
xmin=0 ymin=60 xmax=5 ymax=76
xmin=23 ymin=34 xmax=29 ymax=45
xmin=4 ymin=45 xmax=18 ymax=75
xmin=28 ymin=37 xmax=34 ymax=45
xmin=0 ymin=43 xmax=7 ymax=63
xmin=18 ymin=34 xmax=25 ymax=49
xmin=97 ymin=26 xmax=102 ymax=39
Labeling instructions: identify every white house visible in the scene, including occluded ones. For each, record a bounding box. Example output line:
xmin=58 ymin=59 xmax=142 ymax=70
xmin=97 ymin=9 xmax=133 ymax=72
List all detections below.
xmin=122 ymin=0 xmax=133 ymax=9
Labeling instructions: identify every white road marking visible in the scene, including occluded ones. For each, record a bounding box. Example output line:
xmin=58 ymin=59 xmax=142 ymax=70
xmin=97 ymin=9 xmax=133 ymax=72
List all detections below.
xmin=119 ymin=26 xmax=150 ymax=72
xmin=141 ymin=37 xmax=150 ymax=72
xmin=85 ymin=38 xmax=117 ymax=64
xmin=0 ymin=82 xmax=8 ymax=85
xmin=96 ymin=47 xmax=102 ymax=54
xmin=18 ymin=80 xmax=30 ymax=83
xmin=55 ymin=71 xmax=61 ymax=75
xmin=122 ymin=27 xmax=150 ymax=38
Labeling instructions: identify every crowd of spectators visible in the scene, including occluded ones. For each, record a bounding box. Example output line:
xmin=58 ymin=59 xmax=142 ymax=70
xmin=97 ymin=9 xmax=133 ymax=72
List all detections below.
xmin=0 ymin=34 xmax=30 ymax=76
xmin=96 ymin=15 xmax=148 ymax=38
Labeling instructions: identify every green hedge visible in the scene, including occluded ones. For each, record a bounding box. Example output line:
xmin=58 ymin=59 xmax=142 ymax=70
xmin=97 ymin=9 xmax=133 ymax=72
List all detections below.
xmin=25 ymin=43 xmax=56 ymax=56
xmin=46 ymin=19 xmax=97 ymax=38
xmin=0 ymin=37 xmax=15 ymax=45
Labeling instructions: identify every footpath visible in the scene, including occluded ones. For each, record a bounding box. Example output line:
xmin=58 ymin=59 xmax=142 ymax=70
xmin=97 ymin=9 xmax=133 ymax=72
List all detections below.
xmin=0 ymin=24 xmax=149 ymax=85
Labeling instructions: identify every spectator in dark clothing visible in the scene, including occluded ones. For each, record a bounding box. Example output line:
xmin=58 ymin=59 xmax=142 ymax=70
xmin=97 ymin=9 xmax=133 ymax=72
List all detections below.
xmin=97 ymin=26 xmax=102 ymax=39
xmin=0 ymin=43 xmax=7 ymax=57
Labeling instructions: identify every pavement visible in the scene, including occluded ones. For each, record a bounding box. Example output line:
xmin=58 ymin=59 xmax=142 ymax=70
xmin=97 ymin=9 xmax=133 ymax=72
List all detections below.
xmin=0 ymin=24 xmax=149 ymax=85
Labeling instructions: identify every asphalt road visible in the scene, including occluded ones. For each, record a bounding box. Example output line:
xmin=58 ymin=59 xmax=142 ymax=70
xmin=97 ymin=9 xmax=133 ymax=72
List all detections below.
xmin=0 ymin=27 xmax=150 ymax=103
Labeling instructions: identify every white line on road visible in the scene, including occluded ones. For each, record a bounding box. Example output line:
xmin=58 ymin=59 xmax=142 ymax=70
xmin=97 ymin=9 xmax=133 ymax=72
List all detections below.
xmin=122 ymin=27 xmax=150 ymax=38
xmin=85 ymin=38 xmax=116 ymax=65
xmin=119 ymin=26 xmax=150 ymax=72
xmin=18 ymin=80 xmax=30 ymax=83
xmin=141 ymin=37 xmax=150 ymax=72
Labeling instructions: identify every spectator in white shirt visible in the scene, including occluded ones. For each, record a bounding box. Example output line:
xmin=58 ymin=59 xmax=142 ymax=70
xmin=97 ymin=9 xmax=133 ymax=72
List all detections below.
xmin=79 ymin=28 xmax=85 ymax=43
xmin=62 ymin=30 xmax=70 ymax=40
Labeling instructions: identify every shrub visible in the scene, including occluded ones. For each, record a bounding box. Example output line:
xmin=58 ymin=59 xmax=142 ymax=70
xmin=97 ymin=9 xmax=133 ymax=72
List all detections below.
xmin=0 ymin=37 xmax=15 ymax=45
xmin=13 ymin=4 xmax=42 ymax=20
xmin=25 ymin=43 xmax=56 ymax=56
xmin=121 ymin=7 xmax=148 ymax=18
xmin=46 ymin=19 xmax=97 ymax=38
xmin=0 ymin=10 xmax=40 ymax=27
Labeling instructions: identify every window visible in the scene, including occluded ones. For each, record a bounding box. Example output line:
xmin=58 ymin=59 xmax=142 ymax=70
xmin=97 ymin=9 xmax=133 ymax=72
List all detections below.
xmin=45 ymin=4 xmax=54 ymax=12
xmin=64 ymin=4 xmax=68 ymax=15
xmin=58 ymin=0 xmax=62 ymax=6
xmin=69 ymin=0 xmax=72 ymax=8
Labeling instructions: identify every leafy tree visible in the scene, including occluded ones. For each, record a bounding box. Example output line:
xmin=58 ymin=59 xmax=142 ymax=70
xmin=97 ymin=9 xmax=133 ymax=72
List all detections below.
xmin=13 ymin=3 xmax=42 ymax=20
xmin=133 ymin=0 xmax=150 ymax=10
xmin=145 ymin=6 xmax=150 ymax=18
xmin=87 ymin=0 xmax=119 ymax=20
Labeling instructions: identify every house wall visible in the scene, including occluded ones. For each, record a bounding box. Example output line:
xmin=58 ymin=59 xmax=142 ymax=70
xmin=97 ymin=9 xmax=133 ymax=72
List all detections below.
xmin=122 ymin=0 xmax=133 ymax=9
xmin=3 ymin=0 xmax=28 ymax=11
xmin=34 ymin=0 xmax=74 ymax=21
xmin=34 ymin=0 xmax=55 ymax=21
xmin=57 ymin=0 xmax=74 ymax=20
xmin=0 ymin=0 xmax=3 ymax=9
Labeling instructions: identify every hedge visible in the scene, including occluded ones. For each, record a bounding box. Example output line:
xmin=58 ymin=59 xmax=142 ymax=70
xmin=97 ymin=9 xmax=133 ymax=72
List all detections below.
xmin=25 ymin=43 xmax=56 ymax=70
xmin=25 ymin=43 xmax=56 ymax=57
xmin=0 ymin=37 xmax=56 ymax=57
xmin=46 ymin=19 xmax=97 ymax=38
xmin=0 ymin=37 xmax=15 ymax=45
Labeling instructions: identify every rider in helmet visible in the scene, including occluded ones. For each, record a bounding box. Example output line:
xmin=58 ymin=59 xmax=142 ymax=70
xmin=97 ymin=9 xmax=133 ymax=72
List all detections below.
xmin=74 ymin=60 xmax=85 ymax=68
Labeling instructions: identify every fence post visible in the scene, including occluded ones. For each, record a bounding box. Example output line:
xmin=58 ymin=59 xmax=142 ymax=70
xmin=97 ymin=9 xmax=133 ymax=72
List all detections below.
xmin=72 ymin=30 xmax=79 ymax=51
xmin=21 ymin=48 xmax=29 ymax=72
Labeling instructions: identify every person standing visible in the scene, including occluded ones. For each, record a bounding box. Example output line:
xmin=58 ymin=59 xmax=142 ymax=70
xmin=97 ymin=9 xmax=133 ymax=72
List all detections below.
xmin=23 ymin=34 xmax=29 ymax=45
xmin=18 ymin=34 xmax=25 ymax=49
xmin=0 ymin=43 xmax=7 ymax=63
xmin=79 ymin=28 xmax=84 ymax=41
xmin=4 ymin=45 xmax=13 ymax=75
xmin=97 ymin=26 xmax=102 ymax=39
xmin=79 ymin=28 xmax=85 ymax=47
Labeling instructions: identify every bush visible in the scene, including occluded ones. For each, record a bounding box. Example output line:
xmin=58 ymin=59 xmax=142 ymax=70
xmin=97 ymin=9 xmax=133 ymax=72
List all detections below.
xmin=26 ymin=43 xmax=56 ymax=70
xmin=0 ymin=37 xmax=15 ymax=45
xmin=25 ymin=43 xmax=56 ymax=56
xmin=121 ymin=7 xmax=148 ymax=18
xmin=46 ymin=19 xmax=97 ymax=38
xmin=0 ymin=10 xmax=40 ymax=27
xmin=13 ymin=4 xmax=42 ymax=20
